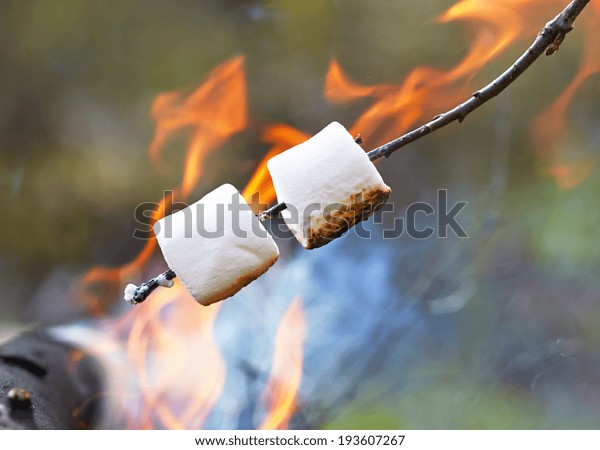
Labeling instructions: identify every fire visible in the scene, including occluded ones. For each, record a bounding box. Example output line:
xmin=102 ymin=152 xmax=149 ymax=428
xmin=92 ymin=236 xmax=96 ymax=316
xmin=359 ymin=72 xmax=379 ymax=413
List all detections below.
xmin=77 ymin=56 xmax=248 ymax=429
xmin=79 ymin=194 xmax=171 ymax=315
xmin=242 ymin=125 xmax=309 ymax=208
xmin=79 ymin=56 xmax=248 ymax=315
xmin=149 ymin=56 xmax=248 ymax=198
xmin=531 ymin=1 xmax=600 ymax=189
xmin=324 ymin=60 xmax=391 ymax=103
xmin=105 ymin=55 xmax=248 ymax=427
xmin=72 ymin=0 xmax=597 ymax=431
xmin=80 ymin=55 xmax=308 ymax=430
xmin=436 ymin=0 xmax=535 ymax=83
xmin=326 ymin=0 xmax=597 ymax=188
xmin=325 ymin=0 xmax=568 ymax=148
xmin=120 ymin=282 xmax=225 ymax=429
xmin=259 ymin=298 xmax=307 ymax=430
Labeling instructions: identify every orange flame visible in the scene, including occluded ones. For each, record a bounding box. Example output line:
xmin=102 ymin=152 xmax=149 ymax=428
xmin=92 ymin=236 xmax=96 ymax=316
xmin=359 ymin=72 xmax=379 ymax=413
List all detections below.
xmin=259 ymin=297 xmax=307 ymax=430
xmin=122 ymin=282 xmax=225 ymax=429
xmin=242 ymin=125 xmax=309 ymax=208
xmin=326 ymin=0 xmax=597 ymax=188
xmin=436 ymin=0 xmax=533 ymax=83
xmin=324 ymin=60 xmax=391 ymax=103
xmin=325 ymin=0 xmax=566 ymax=148
xmin=79 ymin=194 xmax=171 ymax=315
xmin=531 ymin=2 xmax=600 ymax=189
xmin=73 ymin=0 xmax=598 ymax=431
xmin=107 ymin=56 xmax=248 ymax=428
xmin=79 ymin=56 xmax=248 ymax=314
xmin=76 ymin=56 xmax=249 ymax=429
xmin=149 ymin=56 xmax=248 ymax=197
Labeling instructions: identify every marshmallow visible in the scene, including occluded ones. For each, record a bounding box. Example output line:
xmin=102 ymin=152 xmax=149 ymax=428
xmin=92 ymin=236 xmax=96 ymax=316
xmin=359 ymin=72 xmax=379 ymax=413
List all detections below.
xmin=267 ymin=122 xmax=391 ymax=249
xmin=154 ymin=184 xmax=279 ymax=306
xmin=123 ymin=283 xmax=138 ymax=304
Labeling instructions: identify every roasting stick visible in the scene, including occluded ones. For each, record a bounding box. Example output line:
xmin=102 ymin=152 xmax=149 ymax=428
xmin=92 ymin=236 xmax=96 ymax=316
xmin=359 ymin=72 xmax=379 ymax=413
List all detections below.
xmin=124 ymin=0 xmax=591 ymax=305
xmin=124 ymin=269 xmax=177 ymax=305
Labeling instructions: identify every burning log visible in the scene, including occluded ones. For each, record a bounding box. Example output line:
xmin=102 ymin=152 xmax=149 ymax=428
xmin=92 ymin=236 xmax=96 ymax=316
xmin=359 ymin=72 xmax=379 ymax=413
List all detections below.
xmin=124 ymin=0 xmax=592 ymax=306
xmin=0 ymin=331 xmax=104 ymax=429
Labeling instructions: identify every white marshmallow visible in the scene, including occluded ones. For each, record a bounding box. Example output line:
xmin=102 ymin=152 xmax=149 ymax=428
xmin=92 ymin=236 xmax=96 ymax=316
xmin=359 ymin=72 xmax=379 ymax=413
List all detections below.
xmin=154 ymin=184 xmax=279 ymax=306
xmin=123 ymin=283 xmax=138 ymax=304
xmin=267 ymin=122 xmax=391 ymax=249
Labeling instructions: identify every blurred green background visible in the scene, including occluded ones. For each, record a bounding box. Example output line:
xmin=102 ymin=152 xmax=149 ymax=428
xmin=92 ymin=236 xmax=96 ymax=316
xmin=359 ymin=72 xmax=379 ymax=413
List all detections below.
xmin=0 ymin=0 xmax=599 ymax=429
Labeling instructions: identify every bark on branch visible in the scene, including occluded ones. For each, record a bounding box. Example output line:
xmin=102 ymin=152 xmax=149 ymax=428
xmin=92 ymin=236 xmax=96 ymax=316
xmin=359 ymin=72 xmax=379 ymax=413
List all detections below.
xmin=366 ymin=0 xmax=591 ymax=160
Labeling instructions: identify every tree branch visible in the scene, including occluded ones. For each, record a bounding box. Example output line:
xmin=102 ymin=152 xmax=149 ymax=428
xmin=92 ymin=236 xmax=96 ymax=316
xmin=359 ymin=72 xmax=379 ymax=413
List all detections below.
xmin=367 ymin=0 xmax=591 ymax=160
xmin=124 ymin=0 xmax=592 ymax=304
xmin=124 ymin=269 xmax=176 ymax=305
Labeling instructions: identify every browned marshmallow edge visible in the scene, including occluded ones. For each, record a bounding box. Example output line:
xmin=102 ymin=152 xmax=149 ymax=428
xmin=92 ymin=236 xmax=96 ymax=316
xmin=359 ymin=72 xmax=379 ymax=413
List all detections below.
xmin=192 ymin=252 xmax=280 ymax=306
xmin=303 ymin=185 xmax=391 ymax=249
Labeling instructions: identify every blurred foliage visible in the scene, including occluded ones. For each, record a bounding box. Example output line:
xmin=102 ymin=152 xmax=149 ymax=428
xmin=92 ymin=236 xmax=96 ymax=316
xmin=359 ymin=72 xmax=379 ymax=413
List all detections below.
xmin=324 ymin=384 xmax=586 ymax=429
xmin=532 ymin=175 xmax=600 ymax=269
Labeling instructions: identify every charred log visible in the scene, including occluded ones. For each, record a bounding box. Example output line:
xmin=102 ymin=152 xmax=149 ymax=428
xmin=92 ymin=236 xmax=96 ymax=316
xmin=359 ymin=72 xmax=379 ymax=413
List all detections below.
xmin=0 ymin=331 xmax=104 ymax=429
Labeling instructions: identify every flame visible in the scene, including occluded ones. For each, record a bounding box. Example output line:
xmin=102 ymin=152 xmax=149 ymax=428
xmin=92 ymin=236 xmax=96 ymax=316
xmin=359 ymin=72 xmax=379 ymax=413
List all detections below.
xmin=436 ymin=0 xmax=533 ymax=83
xmin=242 ymin=125 xmax=309 ymax=208
xmin=121 ymin=282 xmax=225 ymax=429
xmin=326 ymin=0 xmax=597 ymax=187
xmin=241 ymin=128 xmax=310 ymax=430
xmin=79 ymin=57 xmax=248 ymax=314
xmin=108 ymin=56 xmax=247 ymax=428
xmin=325 ymin=0 xmax=566 ymax=148
xmin=80 ymin=56 xmax=308 ymax=430
xmin=259 ymin=297 xmax=307 ymax=430
xmin=531 ymin=2 xmax=600 ymax=189
xmin=149 ymin=56 xmax=248 ymax=197
xmin=78 ymin=194 xmax=172 ymax=315
xmin=324 ymin=60 xmax=391 ymax=103
xmin=76 ymin=56 xmax=249 ymax=429
xmin=72 ymin=0 xmax=598 ymax=431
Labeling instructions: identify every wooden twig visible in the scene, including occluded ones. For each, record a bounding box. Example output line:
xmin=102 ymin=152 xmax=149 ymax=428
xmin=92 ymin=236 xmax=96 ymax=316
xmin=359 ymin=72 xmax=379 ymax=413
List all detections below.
xmin=257 ymin=202 xmax=288 ymax=222
xmin=124 ymin=268 xmax=176 ymax=305
xmin=367 ymin=0 xmax=590 ymax=160
xmin=125 ymin=0 xmax=591 ymax=304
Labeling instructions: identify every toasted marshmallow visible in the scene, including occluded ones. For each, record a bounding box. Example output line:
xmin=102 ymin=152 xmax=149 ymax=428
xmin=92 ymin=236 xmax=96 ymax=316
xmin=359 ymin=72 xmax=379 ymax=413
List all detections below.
xmin=154 ymin=184 xmax=279 ymax=305
xmin=267 ymin=122 xmax=390 ymax=249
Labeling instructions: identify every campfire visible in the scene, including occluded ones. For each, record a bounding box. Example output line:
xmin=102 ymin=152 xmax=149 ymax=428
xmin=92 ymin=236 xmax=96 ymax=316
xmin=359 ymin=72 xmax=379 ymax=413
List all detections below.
xmin=1 ymin=0 xmax=598 ymax=431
